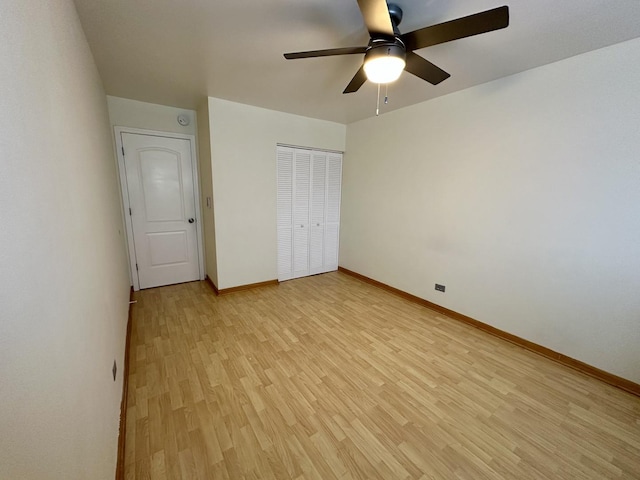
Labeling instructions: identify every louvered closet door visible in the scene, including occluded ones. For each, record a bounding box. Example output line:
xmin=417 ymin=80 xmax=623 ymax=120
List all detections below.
xmin=309 ymin=152 xmax=327 ymax=275
xmin=277 ymin=147 xmax=294 ymax=281
xmin=293 ymin=150 xmax=311 ymax=278
xmin=324 ymin=153 xmax=342 ymax=272
xmin=277 ymin=146 xmax=342 ymax=281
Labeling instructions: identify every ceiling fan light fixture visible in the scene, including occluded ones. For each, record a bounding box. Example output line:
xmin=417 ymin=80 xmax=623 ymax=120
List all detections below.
xmin=284 ymin=1 xmax=510 ymax=94
xmin=363 ymin=44 xmax=406 ymax=84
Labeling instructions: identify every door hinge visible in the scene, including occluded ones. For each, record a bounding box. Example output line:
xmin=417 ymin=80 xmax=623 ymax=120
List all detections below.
xmin=135 ymin=263 xmax=138 ymax=271
xmin=129 ymin=208 xmax=132 ymax=216
xmin=122 ymin=146 xmax=125 ymax=156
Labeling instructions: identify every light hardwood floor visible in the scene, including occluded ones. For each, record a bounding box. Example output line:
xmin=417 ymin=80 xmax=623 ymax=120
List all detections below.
xmin=124 ymin=272 xmax=640 ymax=479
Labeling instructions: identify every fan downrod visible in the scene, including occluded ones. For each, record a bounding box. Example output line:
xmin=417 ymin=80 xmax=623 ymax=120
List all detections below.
xmin=387 ymin=3 xmax=403 ymax=28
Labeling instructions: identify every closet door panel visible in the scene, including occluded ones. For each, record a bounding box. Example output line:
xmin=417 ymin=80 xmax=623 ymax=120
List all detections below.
xmin=309 ymin=152 xmax=327 ymax=274
xmin=276 ymin=147 xmax=294 ymax=281
xmin=293 ymin=150 xmax=311 ymax=278
xmin=324 ymin=223 xmax=339 ymax=269
xmin=324 ymin=153 xmax=342 ymax=272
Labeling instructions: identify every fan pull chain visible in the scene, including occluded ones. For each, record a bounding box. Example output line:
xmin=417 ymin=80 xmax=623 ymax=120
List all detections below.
xmin=384 ymin=84 xmax=389 ymax=104
xmin=376 ymin=83 xmax=381 ymax=116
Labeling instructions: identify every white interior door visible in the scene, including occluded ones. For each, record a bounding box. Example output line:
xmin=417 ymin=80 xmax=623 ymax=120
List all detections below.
xmin=122 ymin=132 xmax=201 ymax=289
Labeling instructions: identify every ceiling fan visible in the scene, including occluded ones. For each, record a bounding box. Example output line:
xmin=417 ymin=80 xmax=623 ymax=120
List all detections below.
xmin=284 ymin=0 xmax=509 ymax=93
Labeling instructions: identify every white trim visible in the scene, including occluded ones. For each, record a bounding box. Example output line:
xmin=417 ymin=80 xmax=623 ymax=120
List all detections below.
xmin=276 ymin=143 xmax=344 ymax=155
xmin=114 ymin=126 xmax=206 ymax=291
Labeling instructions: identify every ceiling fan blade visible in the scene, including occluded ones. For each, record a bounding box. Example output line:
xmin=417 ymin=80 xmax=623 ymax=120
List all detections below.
xmin=401 ymin=5 xmax=509 ymax=51
xmin=404 ymin=51 xmax=450 ymax=85
xmin=343 ymin=66 xmax=367 ymax=94
xmin=356 ymin=0 xmax=395 ymax=38
xmin=284 ymin=46 xmax=367 ymax=60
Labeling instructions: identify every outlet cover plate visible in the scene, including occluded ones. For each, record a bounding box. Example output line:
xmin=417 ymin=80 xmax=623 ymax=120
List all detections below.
xmin=435 ymin=284 xmax=446 ymax=292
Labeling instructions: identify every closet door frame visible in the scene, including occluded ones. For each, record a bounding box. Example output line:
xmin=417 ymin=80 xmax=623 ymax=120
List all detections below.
xmin=276 ymin=144 xmax=343 ymax=282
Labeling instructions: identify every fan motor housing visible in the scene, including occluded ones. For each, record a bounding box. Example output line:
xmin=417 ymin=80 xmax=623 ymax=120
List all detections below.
xmin=365 ymin=41 xmax=406 ymax=63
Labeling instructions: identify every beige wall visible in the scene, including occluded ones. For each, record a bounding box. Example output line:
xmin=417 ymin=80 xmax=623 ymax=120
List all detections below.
xmin=107 ymin=95 xmax=196 ymax=136
xmin=208 ymin=98 xmax=347 ymax=289
xmin=341 ymin=37 xmax=640 ymax=383
xmin=197 ymin=99 xmax=218 ymax=286
xmin=0 ymin=0 xmax=130 ymax=478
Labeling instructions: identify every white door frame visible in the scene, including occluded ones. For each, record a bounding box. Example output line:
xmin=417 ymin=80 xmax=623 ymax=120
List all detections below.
xmin=114 ymin=126 xmax=205 ymax=291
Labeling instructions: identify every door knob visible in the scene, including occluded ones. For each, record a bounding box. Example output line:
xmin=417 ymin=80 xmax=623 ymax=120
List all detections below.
xmin=188 ymin=218 xmax=195 ymax=223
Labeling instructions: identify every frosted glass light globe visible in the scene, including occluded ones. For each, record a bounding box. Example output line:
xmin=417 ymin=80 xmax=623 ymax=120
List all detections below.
xmin=363 ymin=51 xmax=405 ymax=84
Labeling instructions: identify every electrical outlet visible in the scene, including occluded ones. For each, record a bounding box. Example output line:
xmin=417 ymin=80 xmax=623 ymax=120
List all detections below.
xmin=435 ymin=284 xmax=446 ymax=292
xmin=112 ymin=360 xmax=117 ymax=381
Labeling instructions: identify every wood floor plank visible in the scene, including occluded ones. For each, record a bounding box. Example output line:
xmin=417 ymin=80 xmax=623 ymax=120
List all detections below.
xmin=124 ymin=272 xmax=640 ymax=479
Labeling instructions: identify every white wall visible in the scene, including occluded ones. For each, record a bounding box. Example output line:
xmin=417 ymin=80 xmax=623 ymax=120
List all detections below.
xmin=341 ymin=37 xmax=640 ymax=383
xmin=208 ymin=98 xmax=346 ymax=289
xmin=107 ymin=95 xmax=196 ymax=136
xmin=0 ymin=1 xmax=130 ymax=479
xmin=197 ymin=99 xmax=218 ymax=286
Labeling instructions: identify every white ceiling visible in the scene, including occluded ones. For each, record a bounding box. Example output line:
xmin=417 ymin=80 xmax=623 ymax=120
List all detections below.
xmin=73 ymin=0 xmax=640 ymax=124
